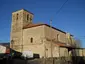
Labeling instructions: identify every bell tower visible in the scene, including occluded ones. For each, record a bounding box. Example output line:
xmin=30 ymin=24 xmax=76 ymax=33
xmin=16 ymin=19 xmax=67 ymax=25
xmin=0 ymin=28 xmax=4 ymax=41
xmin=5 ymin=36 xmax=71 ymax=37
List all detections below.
xmin=10 ymin=9 xmax=33 ymax=52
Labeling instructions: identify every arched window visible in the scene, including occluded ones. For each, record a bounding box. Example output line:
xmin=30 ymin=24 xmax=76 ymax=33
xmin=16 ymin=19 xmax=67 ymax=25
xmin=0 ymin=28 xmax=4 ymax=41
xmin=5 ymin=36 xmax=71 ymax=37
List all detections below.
xmin=30 ymin=16 xmax=32 ymax=21
xmin=57 ymin=34 xmax=59 ymax=41
xmin=11 ymin=40 xmax=14 ymax=48
xmin=16 ymin=13 xmax=18 ymax=20
xmin=27 ymin=14 xmax=29 ymax=20
xmin=30 ymin=37 xmax=33 ymax=43
xmin=11 ymin=40 xmax=14 ymax=44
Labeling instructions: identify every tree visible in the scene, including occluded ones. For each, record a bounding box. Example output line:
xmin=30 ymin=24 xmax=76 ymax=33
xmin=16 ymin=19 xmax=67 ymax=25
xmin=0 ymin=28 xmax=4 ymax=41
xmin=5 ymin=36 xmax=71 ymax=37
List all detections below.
xmin=74 ymin=38 xmax=82 ymax=48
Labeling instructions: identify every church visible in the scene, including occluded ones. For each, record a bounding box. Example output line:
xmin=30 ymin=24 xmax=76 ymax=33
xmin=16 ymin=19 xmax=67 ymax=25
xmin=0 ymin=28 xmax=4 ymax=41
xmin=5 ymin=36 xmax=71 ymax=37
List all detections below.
xmin=10 ymin=9 xmax=76 ymax=58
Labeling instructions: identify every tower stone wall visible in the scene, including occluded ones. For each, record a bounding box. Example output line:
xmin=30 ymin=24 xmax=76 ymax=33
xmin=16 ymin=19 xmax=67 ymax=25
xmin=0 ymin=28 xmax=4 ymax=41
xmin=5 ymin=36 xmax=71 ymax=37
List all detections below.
xmin=10 ymin=9 xmax=33 ymax=52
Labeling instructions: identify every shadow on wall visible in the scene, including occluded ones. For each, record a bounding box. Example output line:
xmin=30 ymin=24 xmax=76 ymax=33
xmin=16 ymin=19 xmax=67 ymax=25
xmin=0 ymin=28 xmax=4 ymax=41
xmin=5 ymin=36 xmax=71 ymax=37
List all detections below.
xmin=71 ymin=49 xmax=85 ymax=64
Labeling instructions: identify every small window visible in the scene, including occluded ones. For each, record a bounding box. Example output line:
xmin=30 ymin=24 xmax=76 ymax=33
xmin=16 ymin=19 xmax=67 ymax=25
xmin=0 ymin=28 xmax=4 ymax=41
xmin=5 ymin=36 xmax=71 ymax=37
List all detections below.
xmin=30 ymin=17 xmax=32 ymax=21
xmin=30 ymin=16 xmax=32 ymax=21
xmin=30 ymin=38 xmax=33 ymax=43
xmin=57 ymin=34 xmax=59 ymax=41
xmin=27 ymin=14 xmax=29 ymax=20
xmin=16 ymin=13 xmax=18 ymax=20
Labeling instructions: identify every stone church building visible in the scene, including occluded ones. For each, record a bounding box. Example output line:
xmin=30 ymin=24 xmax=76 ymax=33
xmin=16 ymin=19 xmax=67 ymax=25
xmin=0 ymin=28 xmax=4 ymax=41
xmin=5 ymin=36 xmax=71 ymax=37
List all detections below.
xmin=10 ymin=9 xmax=76 ymax=58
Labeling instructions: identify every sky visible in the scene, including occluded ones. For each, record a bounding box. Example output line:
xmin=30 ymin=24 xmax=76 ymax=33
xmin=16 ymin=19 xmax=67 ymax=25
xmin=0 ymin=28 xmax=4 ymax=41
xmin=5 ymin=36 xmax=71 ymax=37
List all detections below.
xmin=0 ymin=0 xmax=85 ymax=47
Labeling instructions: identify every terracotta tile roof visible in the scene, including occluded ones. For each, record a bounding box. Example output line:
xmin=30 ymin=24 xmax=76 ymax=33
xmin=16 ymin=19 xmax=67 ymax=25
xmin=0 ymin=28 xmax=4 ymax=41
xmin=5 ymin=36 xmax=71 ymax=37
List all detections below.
xmin=12 ymin=9 xmax=34 ymax=15
xmin=23 ymin=23 xmax=44 ymax=29
xmin=23 ymin=23 xmax=67 ymax=34
xmin=56 ymin=42 xmax=66 ymax=47
xmin=23 ymin=9 xmax=34 ymax=15
xmin=45 ymin=37 xmax=71 ymax=47
xmin=57 ymin=42 xmax=75 ymax=49
xmin=56 ymin=42 xmax=85 ymax=49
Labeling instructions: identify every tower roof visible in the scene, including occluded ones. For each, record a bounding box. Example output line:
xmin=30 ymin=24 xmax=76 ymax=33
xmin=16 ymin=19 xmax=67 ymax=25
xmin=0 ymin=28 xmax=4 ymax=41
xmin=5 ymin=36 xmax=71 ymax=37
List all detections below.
xmin=12 ymin=9 xmax=34 ymax=15
xmin=22 ymin=9 xmax=34 ymax=15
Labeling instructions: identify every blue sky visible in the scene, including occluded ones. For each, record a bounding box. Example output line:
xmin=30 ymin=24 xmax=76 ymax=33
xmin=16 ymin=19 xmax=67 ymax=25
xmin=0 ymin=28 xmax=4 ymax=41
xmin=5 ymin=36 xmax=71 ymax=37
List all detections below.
xmin=0 ymin=0 xmax=85 ymax=47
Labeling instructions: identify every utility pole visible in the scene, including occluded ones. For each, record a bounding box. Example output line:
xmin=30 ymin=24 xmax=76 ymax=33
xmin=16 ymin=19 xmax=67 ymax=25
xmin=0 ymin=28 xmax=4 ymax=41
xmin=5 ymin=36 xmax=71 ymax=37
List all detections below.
xmin=50 ymin=19 xmax=53 ymax=58
xmin=50 ymin=19 xmax=54 ymax=64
